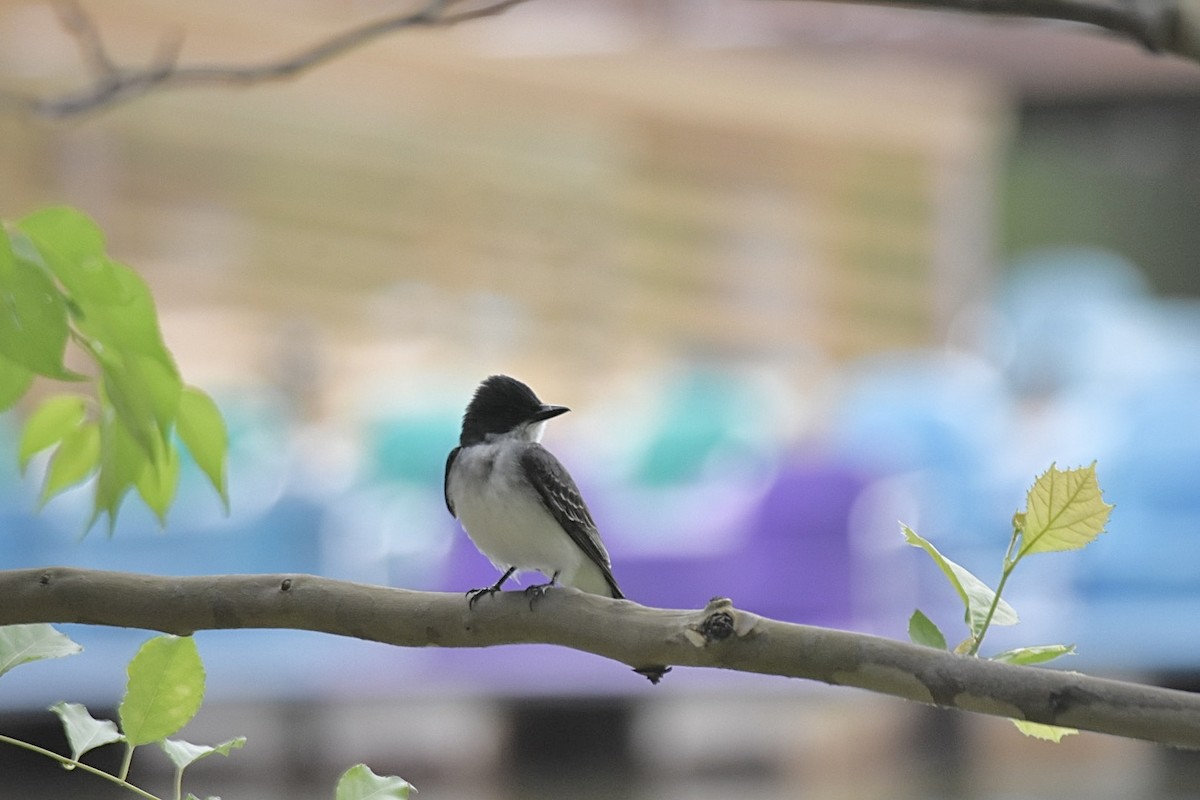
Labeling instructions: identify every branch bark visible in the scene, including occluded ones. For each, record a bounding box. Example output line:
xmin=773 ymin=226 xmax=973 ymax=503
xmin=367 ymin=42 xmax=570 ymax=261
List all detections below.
xmin=2 ymin=0 xmax=534 ymax=117
xmin=3 ymin=567 xmax=1199 ymax=748
xmin=3 ymin=0 xmax=1199 ymax=118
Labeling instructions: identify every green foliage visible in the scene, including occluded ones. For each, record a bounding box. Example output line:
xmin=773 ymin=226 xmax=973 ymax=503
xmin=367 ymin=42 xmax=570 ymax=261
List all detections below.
xmin=0 ymin=623 xmax=83 ymax=677
xmin=49 ymin=702 xmax=125 ymax=761
xmin=162 ymin=736 xmax=246 ymax=800
xmin=902 ymin=525 xmax=1018 ymax=640
xmin=160 ymin=736 xmax=246 ymax=770
xmin=0 ymin=627 xmax=414 ymax=799
xmin=904 ymin=462 xmax=1112 ymax=742
xmin=1 ymin=207 xmax=410 ymax=798
xmin=991 ymin=644 xmax=1076 ymax=666
xmin=18 ymin=394 xmax=88 ymax=469
xmin=335 ymin=764 xmax=415 ymax=800
xmin=907 ymin=609 xmax=947 ymax=651
xmin=119 ymin=635 xmax=206 ymax=747
xmin=1010 ymin=720 xmax=1079 ymax=743
xmin=1 ymin=205 xmax=230 ymax=530
xmin=1017 ymin=462 xmax=1112 ymax=557
xmin=176 ymin=387 xmax=229 ymax=512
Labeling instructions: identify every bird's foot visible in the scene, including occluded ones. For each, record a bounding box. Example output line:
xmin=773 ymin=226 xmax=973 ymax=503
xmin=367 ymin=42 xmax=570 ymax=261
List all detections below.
xmin=523 ymin=577 xmax=558 ymax=610
xmin=466 ymin=567 xmax=517 ymax=609
xmin=466 ymin=584 xmax=502 ymax=609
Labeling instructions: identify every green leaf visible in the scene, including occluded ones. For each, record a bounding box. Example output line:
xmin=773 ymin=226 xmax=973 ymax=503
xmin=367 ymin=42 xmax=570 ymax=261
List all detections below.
xmin=907 ymin=609 xmax=948 ymax=650
xmin=0 ymin=227 xmax=76 ymax=380
xmin=902 ymin=524 xmax=1019 ymax=635
xmin=16 ymin=207 xmax=108 ymax=295
xmin=135 ymin=443 xmax=180 ymax=526
xmin=0 ymin=624 xmax=83 ymax=677
xmin=18 ymin=394 xmax=87 ymax=471
xmin=1018 ymin=462 xmax=1113 ymax=558
xmin=176 ymin=386 xmax=229 ymax=511
xmin=40 ymin=420 xmax=101 ymax=505
xmin=1010 ymin=719 xmax=1079 ymax=742
xmin=99 ymin=350 xmax=181 ymax=458
xmin=991 ymin=644 xmax=1076 ymax=666
xmin=118 ymin=635 xmax=206 ymax=745
xmin=0 ymin=353 xmax=34 ymax=412
xmin=91 ymin=413 xmax=150 ymax=533
xmin=49 ymin=701 xmax=124 ymax=761
xmin=68 ymin=257 xmax=173 ymax=360
xmin=160 ymin=736 xmax=245 ymax=770
xmin=335 ymin=764 xmax=414 ymax=800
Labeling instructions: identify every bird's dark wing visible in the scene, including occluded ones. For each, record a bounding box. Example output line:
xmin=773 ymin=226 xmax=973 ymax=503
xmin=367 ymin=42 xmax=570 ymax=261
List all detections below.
xmin=519 ymin=444 xmax=623 ymax=599
xmin=444 ymin=446 xmax=461 ymax=517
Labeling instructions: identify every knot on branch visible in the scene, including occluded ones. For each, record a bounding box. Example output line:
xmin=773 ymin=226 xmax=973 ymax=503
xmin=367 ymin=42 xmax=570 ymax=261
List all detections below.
xmin=701 ymin=610 xmax=735 ymax=641
xmin=698 ymin=596 xmax=740 ymax=642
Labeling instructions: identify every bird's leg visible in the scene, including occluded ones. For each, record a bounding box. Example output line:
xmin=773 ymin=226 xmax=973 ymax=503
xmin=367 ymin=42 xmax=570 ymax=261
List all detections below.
xmin=523 ymin=571 xmax=560 ymax=610
xmin=466 ymin=566 xmax=516 ymax=609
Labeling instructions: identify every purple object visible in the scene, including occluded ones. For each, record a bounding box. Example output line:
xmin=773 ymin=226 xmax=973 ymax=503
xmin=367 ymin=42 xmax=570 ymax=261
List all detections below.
xmin=617 ymin=460 xmax=865 ymax=627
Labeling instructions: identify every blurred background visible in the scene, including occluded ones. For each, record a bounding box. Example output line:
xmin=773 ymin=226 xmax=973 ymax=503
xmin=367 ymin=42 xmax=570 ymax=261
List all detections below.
xmin=3 ymin=0 xmax=1200 ymax=797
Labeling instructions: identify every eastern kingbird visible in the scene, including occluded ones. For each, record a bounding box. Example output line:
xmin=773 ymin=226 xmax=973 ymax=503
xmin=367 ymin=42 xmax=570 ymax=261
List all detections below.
xmin=444 ymin=374 xmax=624 ymax=607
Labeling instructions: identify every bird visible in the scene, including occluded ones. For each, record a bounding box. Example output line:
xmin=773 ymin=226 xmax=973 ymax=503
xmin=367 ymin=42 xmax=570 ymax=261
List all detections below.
xmin=444 ymin=374 xmax=623 ymax=607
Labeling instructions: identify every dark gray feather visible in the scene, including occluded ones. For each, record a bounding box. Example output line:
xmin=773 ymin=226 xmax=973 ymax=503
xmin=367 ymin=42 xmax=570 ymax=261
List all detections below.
xmin=519 ymin=444 xmax=623 ymax=599
xmin=444 ymin=446 xmax=461 ymax=517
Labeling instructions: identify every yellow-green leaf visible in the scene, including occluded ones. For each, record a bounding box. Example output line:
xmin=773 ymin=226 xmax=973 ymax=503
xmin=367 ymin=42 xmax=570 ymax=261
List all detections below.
xmin=176 ymin=386 xmax=229 ymax=511
xmin=991 ymin=644 xmax=1075 ymax=666
xmin=90 ymin=413 xmax=147 ymax=534
xmin=98 ymin=350 xmax=180 ymax=459
xmin=135 ymin=444 xmax=180 ymax=526
xmin=1018 ymin=463 xmax=1112 ymax=558
xmin=902 ymin=524 xmax=1019 ymax=634
xmin=1010 ymin=719 xmax=1079 ymax=742
xmin=0 ymin=227 xmax=76 ymax=380
xmin=0 ymin=353 xmax=34 ymax=412
xmin=17 ymin=207 xmax=108 ymax=294
xmin=119 ymin=635 xmax=205 ymax=746
xmin=18 ymin=394 xmax=87 ymax=471
xmin=40 ymin=420 xmax=100 ymax=505
xmin=908 ymin=609 xmax=948 ymax=650
xmin=335 ymin=764 xmax=414 ymax=800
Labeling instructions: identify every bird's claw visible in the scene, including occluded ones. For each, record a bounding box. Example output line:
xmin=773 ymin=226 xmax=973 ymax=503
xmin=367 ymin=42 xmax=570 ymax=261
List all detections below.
xmin=466 ymin=585 xmax=501 ymax=609
xmin=523 ymin=581 xmax=556 ymax=610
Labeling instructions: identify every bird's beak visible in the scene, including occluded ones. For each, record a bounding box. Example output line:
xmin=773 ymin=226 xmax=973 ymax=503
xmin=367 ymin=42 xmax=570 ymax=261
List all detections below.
xmin=532 ymin=404 xmax=570 ymax=422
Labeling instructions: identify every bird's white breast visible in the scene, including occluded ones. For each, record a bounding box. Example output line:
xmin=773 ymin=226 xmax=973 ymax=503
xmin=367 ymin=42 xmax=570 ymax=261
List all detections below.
xmin=447 ymin=438 xmax=588 ymax=586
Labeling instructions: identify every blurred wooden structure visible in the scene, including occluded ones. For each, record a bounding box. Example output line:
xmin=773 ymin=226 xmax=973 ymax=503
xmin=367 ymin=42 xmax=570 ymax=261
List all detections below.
xmin=1 ymin=1 xmax=1007 ymax=397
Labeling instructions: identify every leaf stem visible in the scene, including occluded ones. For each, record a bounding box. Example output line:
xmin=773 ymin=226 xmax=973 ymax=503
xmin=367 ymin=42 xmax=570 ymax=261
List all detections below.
xmin=968 ymin=527 xmax=1023 ymax=657
xmin=0 ymin=734 xmax=161 ymax=800
xmin=119 ymin=741 xmax=135 ymax=782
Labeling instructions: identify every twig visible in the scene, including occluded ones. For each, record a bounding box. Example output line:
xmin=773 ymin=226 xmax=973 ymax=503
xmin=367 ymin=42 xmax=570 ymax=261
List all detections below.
xmin=2 ymin=0 xmax=534 ymax=117
xmin=4 ymin=566 xmax=1200 ymax=748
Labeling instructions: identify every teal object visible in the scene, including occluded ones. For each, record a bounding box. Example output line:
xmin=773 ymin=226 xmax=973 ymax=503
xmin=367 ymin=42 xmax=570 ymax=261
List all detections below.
xmin=368 ymin=413 xmax=460 ymax=483
xmin=634 ymin=370 xmax=751 ymax=486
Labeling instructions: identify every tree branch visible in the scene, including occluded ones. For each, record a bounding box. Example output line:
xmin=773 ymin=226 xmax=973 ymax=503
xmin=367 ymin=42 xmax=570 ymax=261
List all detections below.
xmin=799 ymin=0 xmax=1194 ymax=55
xmin=3 ymin=0 xmax=1199 ymax=118
xmin=3 ymin=567 xmax=1199 ymax=748
xmin=2 ymin=0 xmax=534 ymax=117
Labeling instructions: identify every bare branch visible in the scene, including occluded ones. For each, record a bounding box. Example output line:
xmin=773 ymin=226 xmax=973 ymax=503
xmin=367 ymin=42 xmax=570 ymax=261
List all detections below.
xmin=3 ymin=566 xmax=1200 ymax=748
xmin=3 ymin=0 xmax=1198 ymax=118
xmin=54 ymin=0 xmax=120 ymax=78
xmin=799 ymin=0 xmax=1188 ymax=54
xmin=2 ymin=0 xmax=534 ymax=117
